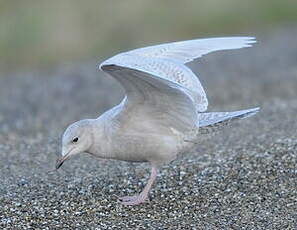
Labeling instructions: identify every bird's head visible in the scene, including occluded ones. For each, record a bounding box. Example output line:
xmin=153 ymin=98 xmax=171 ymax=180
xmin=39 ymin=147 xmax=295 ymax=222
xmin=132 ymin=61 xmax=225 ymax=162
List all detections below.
xmin=56 ymin=119 xmax=94 ymax=169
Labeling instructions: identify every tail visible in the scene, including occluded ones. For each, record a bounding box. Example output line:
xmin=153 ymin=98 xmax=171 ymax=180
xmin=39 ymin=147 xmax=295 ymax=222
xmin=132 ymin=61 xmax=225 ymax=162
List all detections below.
xmin=198 ymin=107 xmax=260 ymax=134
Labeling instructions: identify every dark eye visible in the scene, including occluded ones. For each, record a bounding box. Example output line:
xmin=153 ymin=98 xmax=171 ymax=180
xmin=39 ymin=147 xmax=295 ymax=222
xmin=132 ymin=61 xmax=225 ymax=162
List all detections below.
xmin=72 ymin=137 xmax=79 ymax=143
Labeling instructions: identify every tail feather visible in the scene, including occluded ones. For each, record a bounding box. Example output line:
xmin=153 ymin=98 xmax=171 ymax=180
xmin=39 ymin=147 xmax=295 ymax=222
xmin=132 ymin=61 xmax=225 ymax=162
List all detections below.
xmin=199 ymin=107 xmax=260 ymax=134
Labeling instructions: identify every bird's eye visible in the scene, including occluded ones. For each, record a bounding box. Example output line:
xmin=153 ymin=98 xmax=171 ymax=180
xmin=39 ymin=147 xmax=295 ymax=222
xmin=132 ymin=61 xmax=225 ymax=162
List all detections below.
xmin=72 ymin=137 xmax=79 ymax=143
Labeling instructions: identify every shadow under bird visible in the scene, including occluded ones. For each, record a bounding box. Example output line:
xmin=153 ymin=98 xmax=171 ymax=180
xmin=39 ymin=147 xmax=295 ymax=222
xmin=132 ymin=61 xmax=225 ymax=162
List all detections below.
xmin=56 ymin=37 xmax=259 ymax=205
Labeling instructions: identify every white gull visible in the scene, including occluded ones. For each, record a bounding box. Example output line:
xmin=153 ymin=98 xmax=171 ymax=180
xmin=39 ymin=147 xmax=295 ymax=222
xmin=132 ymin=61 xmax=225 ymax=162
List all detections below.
xmin=56 ymin=37 xmax=259 ymax=205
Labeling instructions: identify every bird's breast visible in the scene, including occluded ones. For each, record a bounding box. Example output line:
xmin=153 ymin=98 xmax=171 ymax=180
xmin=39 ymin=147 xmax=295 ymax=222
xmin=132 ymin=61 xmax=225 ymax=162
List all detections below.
xmin=105 ymin=132 xmax=179 ymax=164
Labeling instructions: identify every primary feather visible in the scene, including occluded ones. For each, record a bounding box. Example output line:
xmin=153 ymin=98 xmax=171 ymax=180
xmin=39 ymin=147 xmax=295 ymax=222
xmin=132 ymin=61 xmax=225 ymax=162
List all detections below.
xmin=199 ymin=107 xmax=260 ymax=134
xmin=125 ymin=36 xmax=256 ymax=64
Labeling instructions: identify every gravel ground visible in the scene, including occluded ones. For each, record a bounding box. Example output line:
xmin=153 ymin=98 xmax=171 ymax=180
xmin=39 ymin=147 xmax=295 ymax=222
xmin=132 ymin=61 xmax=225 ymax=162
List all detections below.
xmin=0 ymin=28 xmax=297 ymax=229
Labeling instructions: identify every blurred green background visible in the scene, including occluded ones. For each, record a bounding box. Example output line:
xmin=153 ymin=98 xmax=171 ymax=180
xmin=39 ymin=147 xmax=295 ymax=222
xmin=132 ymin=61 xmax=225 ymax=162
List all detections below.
xmin=1 ymin=0 xmax=297 ymax=73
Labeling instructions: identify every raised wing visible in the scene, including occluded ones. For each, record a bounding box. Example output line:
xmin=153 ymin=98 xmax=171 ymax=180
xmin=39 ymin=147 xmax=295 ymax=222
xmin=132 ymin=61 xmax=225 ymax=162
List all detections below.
xmin=126 ymin=37 xmax=256 ymax=64
xmin=100 ymin=54 xmax=207 ymax=112
xmin=100 ymin=64 xmax=198 ymax=132
xmin=99 ymin=37 xmax=256 ymax=113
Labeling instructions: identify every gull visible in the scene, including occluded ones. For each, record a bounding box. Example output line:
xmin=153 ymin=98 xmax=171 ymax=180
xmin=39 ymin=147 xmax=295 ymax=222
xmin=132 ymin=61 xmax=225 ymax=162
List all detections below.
xmin=56 ymin=37 xmax=259 ymax=205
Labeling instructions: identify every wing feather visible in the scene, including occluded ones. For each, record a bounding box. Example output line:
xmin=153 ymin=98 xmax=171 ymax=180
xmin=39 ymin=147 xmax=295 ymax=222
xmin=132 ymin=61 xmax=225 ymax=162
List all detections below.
xmin=126 ymin=37 xmax=256 ymax=64
xmin=100 ymin=55 xmax=208 ymax=112
xmin=199 ymin=108 xmax=259 ymax=134
xmin=98 ymin=36 xmax=256 ymax=122
xmin=101 ymin=64 xmax=198 ymax=132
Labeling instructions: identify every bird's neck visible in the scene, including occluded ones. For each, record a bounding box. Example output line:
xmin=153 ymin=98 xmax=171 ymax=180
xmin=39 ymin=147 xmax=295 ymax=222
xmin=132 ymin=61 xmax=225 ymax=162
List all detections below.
xmin=87 ymin=114 xmax=117 ymax=159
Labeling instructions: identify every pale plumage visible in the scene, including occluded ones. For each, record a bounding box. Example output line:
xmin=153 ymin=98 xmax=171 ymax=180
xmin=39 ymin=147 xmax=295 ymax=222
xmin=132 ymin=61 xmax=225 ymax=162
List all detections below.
xmin=100 ymin=37 xmax=255 ymax=113
xmin=57 ymin=37 xmax=259 ymax=205
xmin=198 ymin=108 xmax=259 ymax=134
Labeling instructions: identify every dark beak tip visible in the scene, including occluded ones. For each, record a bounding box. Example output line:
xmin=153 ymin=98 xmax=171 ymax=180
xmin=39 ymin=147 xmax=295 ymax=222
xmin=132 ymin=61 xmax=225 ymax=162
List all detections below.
xmin=56 ymin=158 xmax=64 ymax=170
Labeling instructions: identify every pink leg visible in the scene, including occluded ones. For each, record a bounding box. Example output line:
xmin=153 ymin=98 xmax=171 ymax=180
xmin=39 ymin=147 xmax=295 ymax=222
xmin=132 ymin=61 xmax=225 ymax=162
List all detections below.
xmin=119 ymin=165 xmax=158 ymax=205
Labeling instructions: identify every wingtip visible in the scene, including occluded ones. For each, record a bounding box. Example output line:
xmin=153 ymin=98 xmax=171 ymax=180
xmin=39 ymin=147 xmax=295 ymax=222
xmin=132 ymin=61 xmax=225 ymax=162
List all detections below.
xmin=253 ymin=107 xmax=260 ymax=111
xmin=233 ymin=36 xmax=257 ymax=44
xmin=245 ymin=107 xmax=260 ymax=117
xmin=248 ymin=107 xmax=260 ymax=112
xmin=240 ymin=37 xmax=257 ymax=49
xmin=208 ymin=36 xmax=257 ymax=47
xmin=246 ymin=37 xmax=257 ymax=44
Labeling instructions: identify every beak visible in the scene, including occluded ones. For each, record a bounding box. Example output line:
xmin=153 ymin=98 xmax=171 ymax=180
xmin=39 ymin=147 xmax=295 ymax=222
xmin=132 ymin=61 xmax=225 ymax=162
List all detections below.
xmin=56 ymin=151 xmax=71 ymax=170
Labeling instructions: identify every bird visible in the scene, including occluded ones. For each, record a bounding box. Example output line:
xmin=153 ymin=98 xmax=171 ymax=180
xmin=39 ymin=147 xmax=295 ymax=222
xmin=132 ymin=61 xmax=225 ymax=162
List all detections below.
xmin=56 ymin=37 xmax=259 ymax=205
